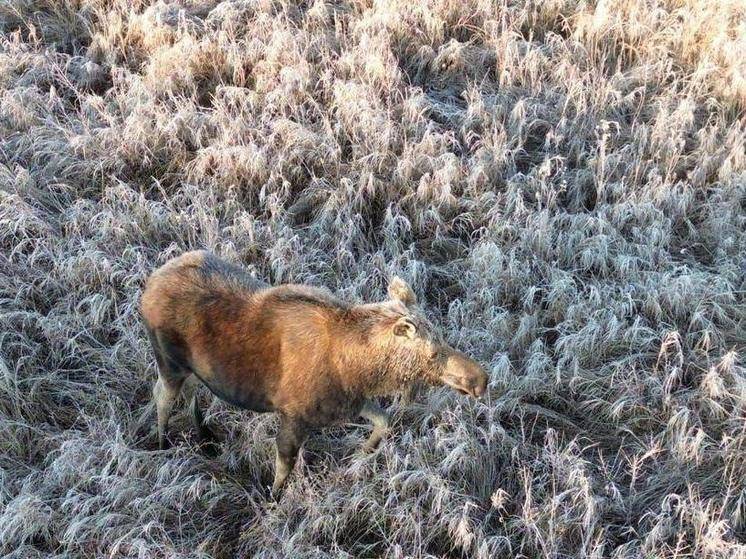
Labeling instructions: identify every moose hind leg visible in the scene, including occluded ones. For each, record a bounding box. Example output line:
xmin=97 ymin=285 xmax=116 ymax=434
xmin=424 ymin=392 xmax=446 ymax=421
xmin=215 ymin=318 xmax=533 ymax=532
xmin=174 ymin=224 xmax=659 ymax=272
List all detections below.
xmin=272 ymin=416 xmax=308 ymax=497
xmin=153 ymin=374 xmax=185 ymax=449
xmin=148 ymin=327 xmax=188 ymax=449
xmin=182 ymin=376 xmax=217 ymax=442
xmin=360 ymin=400 xmax=390 ymax=452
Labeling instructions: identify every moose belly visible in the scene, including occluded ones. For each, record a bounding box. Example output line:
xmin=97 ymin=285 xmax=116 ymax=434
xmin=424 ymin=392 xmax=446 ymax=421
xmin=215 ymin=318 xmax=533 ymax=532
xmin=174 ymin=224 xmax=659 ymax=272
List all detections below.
xmin=193 ymin=371 xmax=275 ymax=413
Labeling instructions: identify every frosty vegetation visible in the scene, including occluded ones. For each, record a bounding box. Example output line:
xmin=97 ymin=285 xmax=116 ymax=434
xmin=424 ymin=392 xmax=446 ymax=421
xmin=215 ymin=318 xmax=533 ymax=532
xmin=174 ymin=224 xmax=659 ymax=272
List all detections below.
xmin=1 ymin=0 xmax=744 ymax=557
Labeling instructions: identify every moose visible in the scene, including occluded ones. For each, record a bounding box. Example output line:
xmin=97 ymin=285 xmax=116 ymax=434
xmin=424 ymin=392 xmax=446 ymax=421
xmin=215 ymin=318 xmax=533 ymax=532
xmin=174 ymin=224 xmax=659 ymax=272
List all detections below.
xmin=140 ymin=251 xmax=488 ymax=495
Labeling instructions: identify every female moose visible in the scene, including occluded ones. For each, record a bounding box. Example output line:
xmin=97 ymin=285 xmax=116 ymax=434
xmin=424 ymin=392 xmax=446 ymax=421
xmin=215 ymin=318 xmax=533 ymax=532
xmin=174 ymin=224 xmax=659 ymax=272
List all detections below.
xmin=141 ymin=251 xmax=488 ymax=494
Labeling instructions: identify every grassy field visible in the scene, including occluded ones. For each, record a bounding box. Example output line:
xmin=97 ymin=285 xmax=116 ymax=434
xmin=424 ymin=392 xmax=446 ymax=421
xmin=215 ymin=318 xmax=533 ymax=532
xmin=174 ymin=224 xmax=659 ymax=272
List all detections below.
xmin=1 ymin=0 xmax=745 ymax=557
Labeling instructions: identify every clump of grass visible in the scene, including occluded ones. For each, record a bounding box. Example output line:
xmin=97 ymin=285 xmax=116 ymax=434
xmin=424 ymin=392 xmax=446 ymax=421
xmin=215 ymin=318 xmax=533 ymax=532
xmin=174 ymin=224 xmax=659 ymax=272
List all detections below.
xmin=1 ymin=0 xmax=745 ymax=556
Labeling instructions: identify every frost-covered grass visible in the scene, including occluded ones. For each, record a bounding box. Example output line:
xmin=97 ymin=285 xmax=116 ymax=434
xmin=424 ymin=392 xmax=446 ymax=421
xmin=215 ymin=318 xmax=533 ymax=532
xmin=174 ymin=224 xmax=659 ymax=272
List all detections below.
xmin=1 ymin=0 xmax=745 ymax=557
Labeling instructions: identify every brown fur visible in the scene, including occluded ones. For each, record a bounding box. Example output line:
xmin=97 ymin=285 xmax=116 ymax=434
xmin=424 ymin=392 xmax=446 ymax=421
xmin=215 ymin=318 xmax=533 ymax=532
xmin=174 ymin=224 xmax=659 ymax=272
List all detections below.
xmin=140 ymin=250 xmax=488 ymax=494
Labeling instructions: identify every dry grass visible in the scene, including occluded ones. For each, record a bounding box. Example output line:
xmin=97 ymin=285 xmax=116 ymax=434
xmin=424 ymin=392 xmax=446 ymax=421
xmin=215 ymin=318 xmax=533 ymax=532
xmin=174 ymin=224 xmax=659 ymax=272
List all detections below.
xmin=1 ymin=0 xmax=745 ymax=557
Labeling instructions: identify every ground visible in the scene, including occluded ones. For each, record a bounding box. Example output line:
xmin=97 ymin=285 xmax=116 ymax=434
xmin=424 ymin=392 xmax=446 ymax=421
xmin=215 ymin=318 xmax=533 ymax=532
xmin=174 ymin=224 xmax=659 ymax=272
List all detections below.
xmin=0 ymin=0 xmax=745 ymax=557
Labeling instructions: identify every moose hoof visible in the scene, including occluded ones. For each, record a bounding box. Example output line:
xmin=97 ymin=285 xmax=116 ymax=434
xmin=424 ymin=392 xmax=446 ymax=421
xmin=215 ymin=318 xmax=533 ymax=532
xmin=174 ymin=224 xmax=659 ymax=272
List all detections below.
xmin=270 ymin=483 xmax=285 ymax=501
xmin=198 ymin=426 xmax=219 ymax=442
xmin=361 ymin=440 xmax=383 ymax=454
xmin=200 ymin=439 xmax=221 ymax=458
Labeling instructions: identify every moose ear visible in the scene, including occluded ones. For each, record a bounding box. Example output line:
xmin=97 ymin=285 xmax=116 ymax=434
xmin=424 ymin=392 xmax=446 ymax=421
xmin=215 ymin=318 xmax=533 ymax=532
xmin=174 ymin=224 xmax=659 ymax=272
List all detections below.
xmin=388 ymin=276 xmax=417 ymax=307
xmin=393 ymin=317 xmax=417 ymax=339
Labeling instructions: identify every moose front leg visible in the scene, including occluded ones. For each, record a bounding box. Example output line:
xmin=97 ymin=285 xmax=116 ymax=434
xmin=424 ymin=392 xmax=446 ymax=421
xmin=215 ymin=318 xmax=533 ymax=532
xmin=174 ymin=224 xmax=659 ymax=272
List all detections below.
xmin=359 ymin=400 xmax=390 ymax=452
xmin=272 ymin=415 xmax=309 ymax=497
